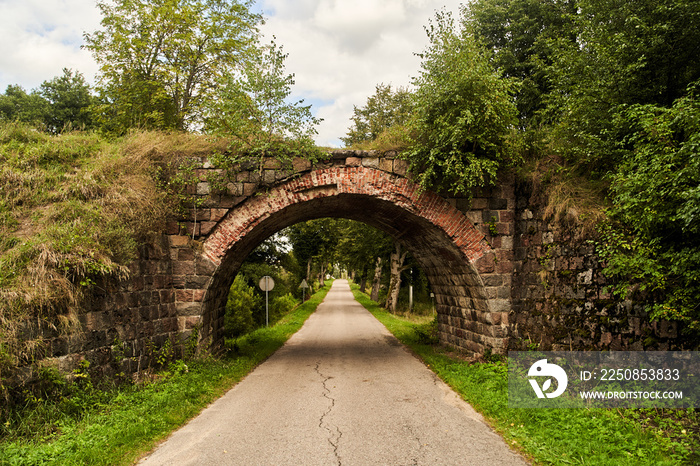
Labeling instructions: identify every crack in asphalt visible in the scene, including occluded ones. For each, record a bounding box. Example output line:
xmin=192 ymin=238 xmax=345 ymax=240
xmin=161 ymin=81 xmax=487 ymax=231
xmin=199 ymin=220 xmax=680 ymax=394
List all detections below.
xmin=406 ymin=423 xmax=425 ymax=466
xmin=315 ymin=362 xmax=342 ymax=465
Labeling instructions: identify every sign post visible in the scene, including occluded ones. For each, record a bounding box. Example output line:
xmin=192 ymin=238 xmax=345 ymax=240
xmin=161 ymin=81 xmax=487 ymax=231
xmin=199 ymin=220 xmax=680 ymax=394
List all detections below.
xmin=299 ymin=279 xmax=309 ymax=302
xmin=259 ymin=276 xmax=275 ymax=327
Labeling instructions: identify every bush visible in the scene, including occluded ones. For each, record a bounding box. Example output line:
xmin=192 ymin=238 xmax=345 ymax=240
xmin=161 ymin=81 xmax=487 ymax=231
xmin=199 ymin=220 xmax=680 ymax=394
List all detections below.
xmin=405 ymin=6 xmax=518 ymax=196
xmin=271 ymin=293 xmax=298 ymax=321
xmin=224 ymin=275 xmax=260 ymax=338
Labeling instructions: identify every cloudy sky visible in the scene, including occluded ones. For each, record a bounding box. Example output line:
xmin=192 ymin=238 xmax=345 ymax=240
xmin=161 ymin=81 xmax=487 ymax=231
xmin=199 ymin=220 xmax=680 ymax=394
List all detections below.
xmin=0 ymin=0 xmax=462 ymax=147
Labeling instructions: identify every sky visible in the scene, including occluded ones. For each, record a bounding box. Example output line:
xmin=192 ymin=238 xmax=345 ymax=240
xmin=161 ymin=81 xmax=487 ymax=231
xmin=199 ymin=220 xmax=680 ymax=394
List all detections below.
xmin=0 ymin=0 xmax=462 ymax=147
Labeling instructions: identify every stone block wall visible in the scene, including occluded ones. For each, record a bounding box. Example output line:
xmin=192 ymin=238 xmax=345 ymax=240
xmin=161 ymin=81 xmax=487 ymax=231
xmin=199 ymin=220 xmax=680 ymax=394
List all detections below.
xmin=508 ymin=178 xmax=682 ymax=351
xmin=435 ymin=173 xmax=517 ymax=355
xmin=34 ymin=235 xmax=183 ymax=381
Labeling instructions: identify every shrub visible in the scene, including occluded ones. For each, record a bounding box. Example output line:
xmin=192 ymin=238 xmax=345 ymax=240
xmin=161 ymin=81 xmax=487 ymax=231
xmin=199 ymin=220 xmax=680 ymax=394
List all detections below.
xmin=224 ymin=275 xmax=260 ymax=338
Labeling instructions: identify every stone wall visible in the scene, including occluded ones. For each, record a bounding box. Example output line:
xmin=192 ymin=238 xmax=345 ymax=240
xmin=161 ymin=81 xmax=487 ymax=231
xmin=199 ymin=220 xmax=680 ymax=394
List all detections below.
xmin=437 ymin=174 xmax=517 ymax=354
xmin=508 ymin=178 xmax=682 ymax=351
xmin=35 ymin=235 xmax=181 ymax=381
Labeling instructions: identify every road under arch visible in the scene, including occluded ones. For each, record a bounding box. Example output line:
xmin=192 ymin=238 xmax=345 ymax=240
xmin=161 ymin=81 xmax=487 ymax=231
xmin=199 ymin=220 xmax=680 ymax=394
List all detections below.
xmin=197 ymin=166 xmax=509 ymax=355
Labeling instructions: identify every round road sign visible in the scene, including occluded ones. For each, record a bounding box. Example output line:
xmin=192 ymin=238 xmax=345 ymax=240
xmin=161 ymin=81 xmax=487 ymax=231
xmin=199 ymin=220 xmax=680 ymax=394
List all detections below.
xmin=259 ymin=276 xmax=275 ymax=292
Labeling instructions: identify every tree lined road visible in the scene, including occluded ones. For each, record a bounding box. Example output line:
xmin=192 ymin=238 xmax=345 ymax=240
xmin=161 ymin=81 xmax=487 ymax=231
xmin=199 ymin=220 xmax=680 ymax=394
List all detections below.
xmin=139 ymin=280 xmax=526 ymax=465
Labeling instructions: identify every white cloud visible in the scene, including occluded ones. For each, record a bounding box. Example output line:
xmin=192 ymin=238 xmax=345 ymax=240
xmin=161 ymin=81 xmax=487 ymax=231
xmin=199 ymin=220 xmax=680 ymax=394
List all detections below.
xmin=259 ymin=0 xmax=462 ymax=147
xmin=0 ymin=0 xmax=101 ymax=91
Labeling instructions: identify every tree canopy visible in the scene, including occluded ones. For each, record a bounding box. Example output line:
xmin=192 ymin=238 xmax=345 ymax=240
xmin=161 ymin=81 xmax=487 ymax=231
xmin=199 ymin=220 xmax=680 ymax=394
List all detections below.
xmin=206 ymin=38 xmax=322 ymax=170
xmin=0 ymin=69 xmax=94 ymax=133
xmin=341 ymin=83 xmax=412 ymax=148
xmin=405 ymin=7 xmax=519 ymax=196
xmin=84 ymin=0 xmax=261 ymax=133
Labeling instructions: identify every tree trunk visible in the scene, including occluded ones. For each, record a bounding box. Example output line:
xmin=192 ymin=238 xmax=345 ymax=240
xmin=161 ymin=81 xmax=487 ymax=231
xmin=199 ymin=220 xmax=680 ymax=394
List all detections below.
xmin=319 ymin=262 xmax=326 ymax=287
xmin=370 ymin=257 xmax=382 ymax=302
xmin=385 ymin=244 xmax=408 ymax=313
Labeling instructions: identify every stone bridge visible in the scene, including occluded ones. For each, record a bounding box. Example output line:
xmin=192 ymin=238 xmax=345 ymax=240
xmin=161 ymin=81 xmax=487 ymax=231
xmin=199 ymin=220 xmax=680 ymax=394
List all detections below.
xmin=169 ymin=151 xmax=515 ymax=355
xmin=40 ymin=150 xmax=680 ymax=379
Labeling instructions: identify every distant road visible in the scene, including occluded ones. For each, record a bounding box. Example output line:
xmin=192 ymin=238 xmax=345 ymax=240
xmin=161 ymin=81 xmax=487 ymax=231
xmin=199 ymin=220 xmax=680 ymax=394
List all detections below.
xmin=139 ymin=279 xmax=527 ymax=465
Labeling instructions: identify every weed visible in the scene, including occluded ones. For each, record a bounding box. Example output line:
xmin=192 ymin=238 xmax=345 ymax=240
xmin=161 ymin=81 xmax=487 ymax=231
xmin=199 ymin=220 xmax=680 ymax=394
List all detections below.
xmin=0 ymin=124 xmax=245 ymax=391
xmin=488 ymin=216 xmax=498 ymax=236
xmin=184 ymin=325 xmax=200 ymax=361
xmin=413 ymin=317 xmax=439 ymax=344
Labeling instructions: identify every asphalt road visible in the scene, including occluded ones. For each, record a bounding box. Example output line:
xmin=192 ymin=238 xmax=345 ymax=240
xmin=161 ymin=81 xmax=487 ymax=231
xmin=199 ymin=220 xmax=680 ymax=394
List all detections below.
xmin=138 ymin=279 xmax=527 ymax=465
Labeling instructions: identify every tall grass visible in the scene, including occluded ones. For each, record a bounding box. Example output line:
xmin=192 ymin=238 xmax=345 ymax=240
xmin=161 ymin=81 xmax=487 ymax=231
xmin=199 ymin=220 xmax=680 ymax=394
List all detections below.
xmin=0 ymin=123 xmax=227 ymax=390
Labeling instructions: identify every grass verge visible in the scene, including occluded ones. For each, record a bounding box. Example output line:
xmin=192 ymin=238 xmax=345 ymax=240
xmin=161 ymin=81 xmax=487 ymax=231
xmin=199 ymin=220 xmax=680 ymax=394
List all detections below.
xmin=351 ymin=283 xmax=698 ymax=466
xmin=0 ymin=282 xmax=332 ymax=466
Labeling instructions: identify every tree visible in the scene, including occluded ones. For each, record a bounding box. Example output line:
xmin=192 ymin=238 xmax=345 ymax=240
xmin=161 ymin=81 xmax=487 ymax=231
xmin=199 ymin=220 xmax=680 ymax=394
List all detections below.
xmin=39 ymin=69 xmax=95 ymax=133
xmin=84 ymin=0 xmax=261 ymax=133
xmin=224 ymin=274 xmax=260 ymax=337
xmin=467 ymin=0 xmax=577 ymax=124
xmin=286 ymin=219 xmax=338 ymax=287
xmin=385 ymin=243 xmax=410 ymax=312
xmin=0 ymin=70 xmax=94 ymax=134
xmin=206 ymin=39 xmax=323 ymax=173
xmin=545 ymin=0 xmax=700 ymax=174
xmin=333 ymin=220 xmax=393 ymax=293
xmin=341 ymin=83 xmax=413 ymax=147
xmin=0 ymin=85 xmax=48 ymax=126
xmin=406 ymin=6 xmax=519 ymax=196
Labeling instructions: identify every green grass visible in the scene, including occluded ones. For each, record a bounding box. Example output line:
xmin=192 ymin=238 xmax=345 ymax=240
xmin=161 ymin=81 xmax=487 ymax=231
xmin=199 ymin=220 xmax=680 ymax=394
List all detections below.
xmin=0 ymin=282 xmax=332 ymax=466
xmin=351 ymin=283 xmax=699 ymax=466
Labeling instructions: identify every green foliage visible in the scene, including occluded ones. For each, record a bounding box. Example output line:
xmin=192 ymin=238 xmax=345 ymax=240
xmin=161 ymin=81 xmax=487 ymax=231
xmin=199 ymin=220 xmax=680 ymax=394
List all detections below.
xmin=286 ymin=219 xmax=340 ymax=283
xmin=207 ymin=38 xmax=323 ymax=173
xmin=38 ymin=69 xmax=95 ymax=134
xmin=333 ymin=220 xmax=393 ymax=284
xmin=224 ymin=275 xmax=260 ymax=338
xmin=223 ymin=232 xmax=304 ymax=339
xmin=467 ymin=0 xmax=577 ymax=123
xmin=0 ymin=85 xmax=49 ymax=127
xmin=413 ymin=316 xmax=439 ymax=345
xmin=156 ymin=157 xmax=207 ymax=238
xmin=0 ymin=69 xmax=96 ymax=134
xmin=84 ymin=0 xmax=261 ymax=133
xmin=341 ymin=83 xmax=413 ymax=148
xmin=545 ymin=0 xmax=700 ymax=173
xmin=406 ymin=6 xmax=519 ymax=196
xmin=597 ymin=90 xmax=700 ymax=338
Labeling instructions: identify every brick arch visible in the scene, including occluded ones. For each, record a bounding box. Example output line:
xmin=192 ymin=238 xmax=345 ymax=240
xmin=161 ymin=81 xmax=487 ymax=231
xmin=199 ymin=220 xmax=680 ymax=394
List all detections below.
xmin=197 ymin=166 xmax=509 ymax=355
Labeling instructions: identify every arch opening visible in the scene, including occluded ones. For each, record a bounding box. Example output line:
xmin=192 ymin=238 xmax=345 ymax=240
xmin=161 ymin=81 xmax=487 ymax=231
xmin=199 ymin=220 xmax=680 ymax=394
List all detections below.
xmin=198 ymin=167 xmax=509 ymax=356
